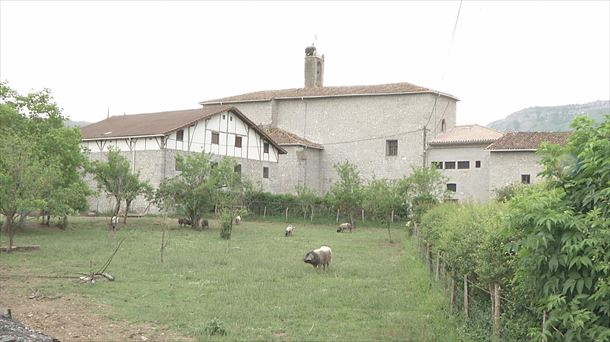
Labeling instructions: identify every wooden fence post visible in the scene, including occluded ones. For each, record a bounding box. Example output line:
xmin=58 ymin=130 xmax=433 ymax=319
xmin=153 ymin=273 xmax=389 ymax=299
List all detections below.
xmin=464 ymin=274 xmax=469 ymax=319
xmin=263 ymin=206 xmax=267 ymax=217
xmin=435 ymin=251 xmax=441 ymax=282
xmin=426 ymin=244 xmax=433 ymax=273
xmin=361 ymin=208 xmax=364 ymax=221
xmin=391 ymin=210 xmax=394 ymax=223
xmin=450 ymin=277 xmax=455 ymax=311
xmin=285 ymin=207 xmax=289 ymax=221
xmin=336 ymin=209 xmax=339 ymax=223
xmin=493 ymin=282 xmax=501 ymax=338
xmin=311 ymin=207 xmax=314 ymax=222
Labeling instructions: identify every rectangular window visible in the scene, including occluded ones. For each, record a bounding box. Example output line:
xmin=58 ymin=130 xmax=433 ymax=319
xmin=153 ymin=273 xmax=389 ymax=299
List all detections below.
xmin=432 ymin=161 xmax=443 ymax=169
xmin=176 ymin=129 xmax=184 ymax=142
xmin=475 ymin=160 xmax=481 ymax=168
xmin=264 ymin=142 xmax=269 ymax=154
xmin=211 ymin=132 xmax=219 ymax=145
xmin=521 ymin=174 xmax=531 ymax=184
xmin=457 ymin=161 xmax=470 ymax=169
xmin=235 ymin=136 xmax=242 ymax=148
xmin=445 ymin=161 xmax=456 ymax=169
xmin=263 ymin=167 xmax=269 ymax=179
xmin=447 ymin=183 xmax=457 ymax=192
xmin=386 ymin=140 xmax=398 ymax=156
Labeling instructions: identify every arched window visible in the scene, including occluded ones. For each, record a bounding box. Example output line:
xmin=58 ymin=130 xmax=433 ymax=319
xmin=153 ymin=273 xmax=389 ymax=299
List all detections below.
xmin=441 ymin=119 xmax=446 ymax=133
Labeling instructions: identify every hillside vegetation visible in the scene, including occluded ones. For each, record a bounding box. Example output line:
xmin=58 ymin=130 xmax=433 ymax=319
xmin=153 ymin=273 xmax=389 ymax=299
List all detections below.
xmin=488 ymin=100 xmax=608 ymax=132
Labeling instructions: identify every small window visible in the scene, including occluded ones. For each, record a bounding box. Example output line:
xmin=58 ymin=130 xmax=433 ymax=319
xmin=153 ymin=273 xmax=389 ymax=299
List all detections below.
xmin=176 ymin=130 xmax=184 ymax=142
xmin=211 ymin=132 xmax=219 ymax=145
xmin=447 ymin=183 xmax=457 ymax=192
xmin=441 ymin=119 xmax=446 ymax=133
xmin=222 ymin=114 xmax=226 ymax=120
xmin=230 ymin=116 xmax=233 ymax=121
xmin=235 ymin=136 xmax=242 ymax=148
xmin=445 ymin=161 xmax=456 ymax=169
xmin=521 ymin=174 xmax=531 ymax=184
xmin=263 ymin=142 xmax=269 ymax=154
xmin=457 ymin=161 xmax=470 ymax=169
xmin=432 ymin=161 xmax=443 ymax=169
xmin=475 ymin=160 xmax=481 ymax=168
xmin=234 ymin=164 xmax=241 ymax=176
xmin=263 ymin=167 xmax=269 ymax=179
xmin=386 ymin=140 xmax=398 ymax=156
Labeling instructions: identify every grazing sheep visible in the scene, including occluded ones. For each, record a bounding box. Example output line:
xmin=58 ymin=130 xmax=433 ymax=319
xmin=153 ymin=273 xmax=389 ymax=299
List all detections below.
xmin=303 ymin=246 xmax=332 ymax=270
xmin=111 ymin=215 xmax=118 ymax=231
xmin=178 ymin=218 xmax=192 ymax=227
xmin=234 ymin=215 xmax=241 ymax=225
xmin=285 ymin=225 xmax=294 ymax=237
xmin=337 ymin=222 xmax=352 ymax=233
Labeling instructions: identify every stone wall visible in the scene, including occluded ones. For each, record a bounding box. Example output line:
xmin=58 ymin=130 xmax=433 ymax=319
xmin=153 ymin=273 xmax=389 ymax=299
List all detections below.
xmin=488 ymin=151 xmax=543 ymax=196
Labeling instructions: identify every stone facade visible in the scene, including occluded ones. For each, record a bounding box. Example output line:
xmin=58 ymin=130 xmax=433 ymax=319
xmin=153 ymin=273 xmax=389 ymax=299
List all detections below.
xmin=204 ymin=93 xmax=456 ymax=193
xmin=488 ymin=151 xmax=543 ymax=194
xmin=427 ymin=144 xmax=493 ymax=202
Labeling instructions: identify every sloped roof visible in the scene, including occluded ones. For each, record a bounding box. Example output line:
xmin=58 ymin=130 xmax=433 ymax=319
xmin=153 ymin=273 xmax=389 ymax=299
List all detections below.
xmin=81 ymin=106 xmax=287 ymax=154
xmin=485 ymin=132 xmax=571 ymax=151
xmin=428 ymin=124 xmax=504 ymax=146
xmin=201 ymin=82 xmax=458 ymax=104
xmin=264 ymin=127 xmax=324 ymax=150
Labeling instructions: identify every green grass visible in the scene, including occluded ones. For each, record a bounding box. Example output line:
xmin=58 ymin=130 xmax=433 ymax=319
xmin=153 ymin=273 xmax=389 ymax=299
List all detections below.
xmin=2 ymin=217 xmax=467 ymax=341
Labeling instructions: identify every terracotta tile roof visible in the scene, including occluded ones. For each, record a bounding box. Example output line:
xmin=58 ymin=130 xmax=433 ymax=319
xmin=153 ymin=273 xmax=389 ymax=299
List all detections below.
xmin=264 ymin=127 xmax=324 ymax=150
xmin=428 ymin=125 xmax=503 ymax=146
xmin=201 ymin=82 xmax=458 ymax=104
xmin=80 ymin=106 xmax=287 ymax=154
xmin=485 ymin=132 xmax=571 ymax=151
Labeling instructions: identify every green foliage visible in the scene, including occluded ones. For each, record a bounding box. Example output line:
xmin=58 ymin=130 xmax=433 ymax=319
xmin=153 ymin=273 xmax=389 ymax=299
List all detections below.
xmin=203 ymin=317 xmax=227 ymax=336
xmin=328 ymin=161 xmax=363 ymax=224
xmin=91 ymin=147 xmax=133 ymax=217
xmin=398 ymin=166 xmax=448 ymax=223
xmin=295 ymin=184 xmax=317 ymax=220
xmin=0 ymin=82 xmax=89 ymax=245
xmin=510 ymin=115 xmax=610 ymax=340
xmin=494 ymin=183 xmax=529 ymax=203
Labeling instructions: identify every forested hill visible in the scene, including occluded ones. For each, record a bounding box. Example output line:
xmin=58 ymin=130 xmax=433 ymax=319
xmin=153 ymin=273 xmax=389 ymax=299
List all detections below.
xmin=487 ymin=100 xmax=609 ymax=132
xmin=64 ymin=120 xmax=90 ymax=128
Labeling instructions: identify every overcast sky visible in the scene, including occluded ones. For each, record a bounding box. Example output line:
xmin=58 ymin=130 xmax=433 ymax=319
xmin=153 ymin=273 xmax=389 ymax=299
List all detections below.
xmin=1 ymin=1 xmax=608 ymax=126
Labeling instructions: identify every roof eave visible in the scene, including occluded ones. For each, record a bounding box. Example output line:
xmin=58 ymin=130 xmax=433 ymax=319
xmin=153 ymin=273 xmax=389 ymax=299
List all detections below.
xmin=82 ymin=134 xmax=165 ymax=141
xmin=280 ymin=143 xmax=324 ymax=150
xmin=487 ymin=148 xmax=538 ymax=152
xmin=201 ymin=90 xmax=459 ymax=105
xmin=429 ymin=139 xmax=499 ymax=146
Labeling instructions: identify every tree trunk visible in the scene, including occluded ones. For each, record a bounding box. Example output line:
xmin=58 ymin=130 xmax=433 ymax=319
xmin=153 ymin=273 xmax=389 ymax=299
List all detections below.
xmin=123 ymin=199 xmax=132 ymax=224
xmin=192 ymin=215 xmax=201 ymax=230
xmin=464 ymin=274 xmax=469 ymax=319
xmin=493 ymin=282 xmax=501 ymax=338
xmin=59 ymin=215 xmax=69 ymax=229
xmin=2 ymin=214 xmax=16 ymax=252
xmin=435 ymin=251 xmax=441 ymax=282
xmin=18 ymin=212 xmax=27 ymax=228
xmin=113 ymin=197 xmax=121 ymax=217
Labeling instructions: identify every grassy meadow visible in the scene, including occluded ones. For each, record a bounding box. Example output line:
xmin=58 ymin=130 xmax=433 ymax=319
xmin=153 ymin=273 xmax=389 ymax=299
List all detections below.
xmin=1 ymin=217 xmax=468 ymax=341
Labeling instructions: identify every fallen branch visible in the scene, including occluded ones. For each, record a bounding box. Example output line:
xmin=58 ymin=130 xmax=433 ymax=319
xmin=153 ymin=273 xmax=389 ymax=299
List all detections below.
xmin=80 ymin=238 xmax=125 ymax=284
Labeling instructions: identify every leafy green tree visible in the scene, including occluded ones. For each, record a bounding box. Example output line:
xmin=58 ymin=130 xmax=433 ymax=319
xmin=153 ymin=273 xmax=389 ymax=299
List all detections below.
xmin=329 ymin=161 xmax=363 ymax=226
xmin=91 ymin=147 xmax=133 ymax=218
xmin=398 ymin=166 xmax=447 ymax=223
xmin=295 ymin=184 xmax=317 ymax=220
xmin=122 ymin=172 xmax=153 ymax=224
xmin=363 ymin=178 xmax=401 ymax=241
xmin=1 ymin=82 xmax=89 ymax=235
xmin=509 ymin=116 xmax=610 ymax=340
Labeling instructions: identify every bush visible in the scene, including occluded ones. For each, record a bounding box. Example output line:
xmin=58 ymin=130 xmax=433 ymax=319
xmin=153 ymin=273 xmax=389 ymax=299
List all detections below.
xmin=203 ymin=317 xmax=227 ymax=336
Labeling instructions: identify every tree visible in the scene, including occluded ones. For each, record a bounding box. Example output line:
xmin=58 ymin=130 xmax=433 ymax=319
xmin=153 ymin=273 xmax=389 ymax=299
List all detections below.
xmin=398 ymin=166 xmax=448 ymax=223
xmin=156 ymin=153 xmax=218 ymax=230
xmin=0 ymin=134 xmax=52 ymax=250
xmin=295 ymin=184 xmax=317 ymax=220
xmin=509 ymin=116 xmax=610 ymax=340
xmin=329 ymin=161 xmax=363 ymax=226
xmin=122 ymin=172 xmax=152 ymax=224
xmin=1 ymin=82 xmax=90 ymax=249
xmin=91 ymin=147 xmax=133 ymax=218
xmin=363 ymin=178 xmax=401 ymax=241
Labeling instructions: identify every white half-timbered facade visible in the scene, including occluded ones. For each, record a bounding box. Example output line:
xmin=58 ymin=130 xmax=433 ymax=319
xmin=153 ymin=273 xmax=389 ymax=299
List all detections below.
xmin=81 ymin=106 xmax=286 ymax=213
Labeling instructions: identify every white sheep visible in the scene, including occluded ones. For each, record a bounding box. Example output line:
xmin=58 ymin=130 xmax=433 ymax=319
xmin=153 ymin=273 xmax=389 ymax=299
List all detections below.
xmin=234 ymin=215 xmax=241 ymax=225
xmin=285 ymin=225 xmax=295 ymax=237
xmin=304 ymin=246 xmax=332 ymax=270
xmin=337 ymin=222 xmax=352 ymax=233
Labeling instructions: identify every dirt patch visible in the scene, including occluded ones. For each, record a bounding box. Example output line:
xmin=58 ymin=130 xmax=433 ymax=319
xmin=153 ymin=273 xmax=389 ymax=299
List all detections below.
xmin=0 ymin=266 xmax=191 ymax=342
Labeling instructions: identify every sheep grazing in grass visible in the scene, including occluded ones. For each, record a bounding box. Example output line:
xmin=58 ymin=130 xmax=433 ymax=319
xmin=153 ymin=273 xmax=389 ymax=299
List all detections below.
xmin=337 ymin=222 xmax=352 ymax=233
xmin=304 ymin=246 xmax=332 ymax=270
xmin=178 ymin=218 xmax=192 ymax=227
xmin=285 ymin=225 xmax=294 ymax=237
xmin=234 ymin=215 xmax=241 ymax=225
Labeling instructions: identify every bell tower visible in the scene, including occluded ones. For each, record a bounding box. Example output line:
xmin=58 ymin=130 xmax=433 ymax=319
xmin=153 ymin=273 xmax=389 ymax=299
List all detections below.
xmin=304 ymin=45 xmax=324 ymax=88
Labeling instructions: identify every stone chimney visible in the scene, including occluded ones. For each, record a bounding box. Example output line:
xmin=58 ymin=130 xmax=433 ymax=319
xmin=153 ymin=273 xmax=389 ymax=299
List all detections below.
xmin=304 ymin=46 xmax=324 ymax=88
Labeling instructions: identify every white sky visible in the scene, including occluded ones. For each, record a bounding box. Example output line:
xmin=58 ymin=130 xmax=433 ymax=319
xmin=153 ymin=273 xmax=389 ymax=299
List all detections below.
xmin=1 ymin=1 xmax=609 ymax=126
